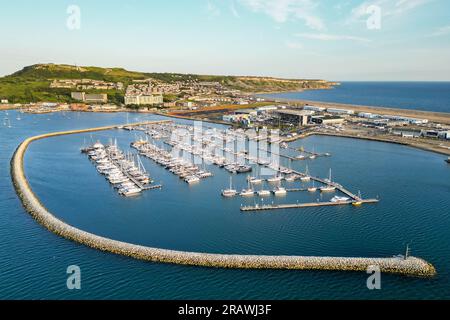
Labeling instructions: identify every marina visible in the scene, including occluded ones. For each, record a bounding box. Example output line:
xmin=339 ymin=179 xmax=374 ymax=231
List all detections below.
xmin=2 ymin=110 xmax=450 ymax=299
xmin=9 ymin=120 xmax=437 ymax=278
xmin=122 ymin=121 xmax=376 ymax=210
xmin=83 ymin=139 xmax=160 ymax=197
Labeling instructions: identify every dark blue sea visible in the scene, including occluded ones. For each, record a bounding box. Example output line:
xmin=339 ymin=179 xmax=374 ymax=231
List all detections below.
xmin=1 ymin=110 xmax=450 ymax=299
xmin=261 ymin=82 xmax=450 ymax=113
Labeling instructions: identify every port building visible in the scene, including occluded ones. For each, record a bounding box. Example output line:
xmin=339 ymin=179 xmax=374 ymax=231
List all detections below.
xmin=311 ymin=115 xmax=345 ymax=125
xmin=304 ymin=105 xmax=326 ymax=112
xmin=274 ymin=109 xmax=314 ymax=126
xmin=124 ymin=94 xmax=163 ymax=106
xmin=327 ymin=108 xmax=355 ymax=115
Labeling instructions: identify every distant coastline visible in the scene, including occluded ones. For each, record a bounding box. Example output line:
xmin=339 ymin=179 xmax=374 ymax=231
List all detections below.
xmin=260 ymin=81 xmax=450 ymax=114
xmin=260 ymin=97 xmax=450 ymax=125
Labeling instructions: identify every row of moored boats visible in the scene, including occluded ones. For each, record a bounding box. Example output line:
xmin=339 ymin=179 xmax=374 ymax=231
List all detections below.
xmin=83 ymin=140 xmax=152 ymax=197
xmin=131 ymin=140 xmax=213 ymax=184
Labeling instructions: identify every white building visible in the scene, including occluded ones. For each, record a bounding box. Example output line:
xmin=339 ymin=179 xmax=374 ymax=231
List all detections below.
xmin=304 ymin=105 xmax=325 ymax=112
xmin=327 ymin=108 xmax=355 ymax=115
xmin=1 ymin=99 xmax=8 ymax=104
xmin=256 ymin=105 xmax=279 ymax=112
xmin=124 ymin=94 xmax=163 ymax=106
xmin=358 ymin=112 xmax=379 ymax=119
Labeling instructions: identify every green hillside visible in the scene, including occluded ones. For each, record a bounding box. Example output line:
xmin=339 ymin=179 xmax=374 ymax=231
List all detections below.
xmin=0 ymin=63 xmax=336 ymax=104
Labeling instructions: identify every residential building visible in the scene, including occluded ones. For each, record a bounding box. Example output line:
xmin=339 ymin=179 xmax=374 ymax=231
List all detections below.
xmin=71 ymin=92 xmax=108 ymax=103
xmin=124 ymin=94 xmax=163 ymax=106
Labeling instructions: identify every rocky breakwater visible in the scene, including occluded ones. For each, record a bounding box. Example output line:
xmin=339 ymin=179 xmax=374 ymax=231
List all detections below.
xmin=10 ymin=123 xmax=437 ymax=277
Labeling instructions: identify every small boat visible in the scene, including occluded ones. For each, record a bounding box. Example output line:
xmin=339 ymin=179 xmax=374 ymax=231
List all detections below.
xmin=249 ymin=176 xmax=263 ymax=184
xmin=331 ymin=196 xmax=350 ymax=203
xmin=320 ymin=169 xmax=335 ymax=192
xmin=273 ymin=187 xmax=287 ymax=196
xmin=280 ymin=142 xmax=288 ymax=149
xmin=237 ymin=165 xmax=252 ymax=173
xmin=307 ymin=181 xmax=317 ymax=192
xmin=300 ymin=165 xmax=311 ymax=182
xmin=240 ymin=178 xmax=254 ymax=197
xmin=320 ymin=185 xmax=336 ymax=192
xmin=296 ymin=154 xmax=306 ymax=160
xmin=284 ymin=174 xmax=298 ymax=182
xmin=119 ymin=186 xmax=142 ymax=197
xmin=267 ymin=175 xmax=283 ymax=183
xmin=446 ymin=157 xmax=450 ymax=164
xmin=185 ymin=176 xmax=200 ymax=184
xmin=240 ymin=189 xmax=254 ymax=197
xmin=222 ymin=176 xmax=237 ymax=197
xmin=257 ymin=190 xmax=271 ymax=196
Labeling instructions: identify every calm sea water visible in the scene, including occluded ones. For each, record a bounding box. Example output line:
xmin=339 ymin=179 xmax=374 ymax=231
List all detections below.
xmin=1 ymin=110 xmax=450 ymax=299
xmin=261 ymin=82 xmax=450 ymax=113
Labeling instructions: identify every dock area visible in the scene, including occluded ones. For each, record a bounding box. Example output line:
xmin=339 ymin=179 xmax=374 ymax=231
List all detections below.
xmin=287 ymin=146 xmax=331 ymax=158
xmin=241 ymin=199 xmax=379 ymax=212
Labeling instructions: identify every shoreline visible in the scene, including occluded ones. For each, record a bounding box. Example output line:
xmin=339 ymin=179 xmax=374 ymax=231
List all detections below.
xmin=283 ymin=131 xmax=450 ymax=157
xmin=159 ymin=113 xmax=450 ymax=157
xmin=9 ymin=121 xmax=436 ymax=277
xmin=259 ymin=96 xmax=450 ymax=124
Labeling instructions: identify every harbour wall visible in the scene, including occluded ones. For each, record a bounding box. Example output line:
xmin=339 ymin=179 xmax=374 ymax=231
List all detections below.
xmin=10 ymin=122 xmax=436 ymax=277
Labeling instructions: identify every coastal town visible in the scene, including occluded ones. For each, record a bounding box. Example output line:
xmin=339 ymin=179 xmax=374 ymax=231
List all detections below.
xmin=2 ymin=70 xmax=449 ymax=160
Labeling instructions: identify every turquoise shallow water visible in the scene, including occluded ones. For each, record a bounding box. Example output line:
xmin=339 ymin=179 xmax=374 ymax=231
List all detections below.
xmin=1 ymin=110 xmax=450 ymax=299
xmin=261 ymin=82 xmax=450 ymax=113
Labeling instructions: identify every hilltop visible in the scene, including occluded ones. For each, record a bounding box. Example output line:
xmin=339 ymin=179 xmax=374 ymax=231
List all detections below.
xmin=0 ymin=63 xmax=337 ymax=104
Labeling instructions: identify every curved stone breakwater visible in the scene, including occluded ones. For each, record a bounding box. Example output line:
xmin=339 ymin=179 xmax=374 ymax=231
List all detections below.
xmin=10 ymin=122 xmax=437 ymax=277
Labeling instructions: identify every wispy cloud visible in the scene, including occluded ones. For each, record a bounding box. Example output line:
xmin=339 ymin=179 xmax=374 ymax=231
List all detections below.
xmin=348 ymin=0 xmax=434 ymax=23
xmin=230 ymin=0 xmax=240 ymax=18
xmin=296 ymin=33 xmax=371 ymax=42
xmin=429 ymin=25 xmax=450 ymax=37
xmin=206 ymin=0 xmax=221 ymax=18
xmin=238 ymin=0 xmax=326 ymax=30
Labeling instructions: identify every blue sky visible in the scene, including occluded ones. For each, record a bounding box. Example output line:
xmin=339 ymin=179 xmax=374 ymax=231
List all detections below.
xmin=0 ymin=0 xmax=449 ymax=80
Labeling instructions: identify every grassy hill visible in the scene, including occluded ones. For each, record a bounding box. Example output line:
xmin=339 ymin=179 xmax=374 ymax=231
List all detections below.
xmin=0 ymin=63 xmax=336 ymax=104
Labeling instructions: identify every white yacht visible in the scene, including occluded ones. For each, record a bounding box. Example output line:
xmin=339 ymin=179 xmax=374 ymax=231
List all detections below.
xmin=257 ymin=189 xmax=271 ymax=196
xmin=267 ymin=175 xmax=283 ymax=183
xmin=119 ymin=186 xmax=142 ymax=197
xmin=301 ymin=165 xmax=311 ymax=182
xmin=284 ymin=174 xmax=298 ymax=182
xmin=273 ymin=187 xmax=287 ymax=196
xmin=320 ymin=185 xmax=336 ymax=192
xmin=185 ymin=176 xmax=200 ymax=184
xmin=249 ymin=175 xmax=262 ymax=184
xmin=331 ymin=196 xmax=350 ymax=203
xmin=307 ymin=181 xmax=317 ymax=192
xmin=320 ymin=169 xmax=336 ymax=192
xmin=240 ymin=179 xmax=254 ymax=197
xmin=222 ymin=177 xmax=237 ymax=197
